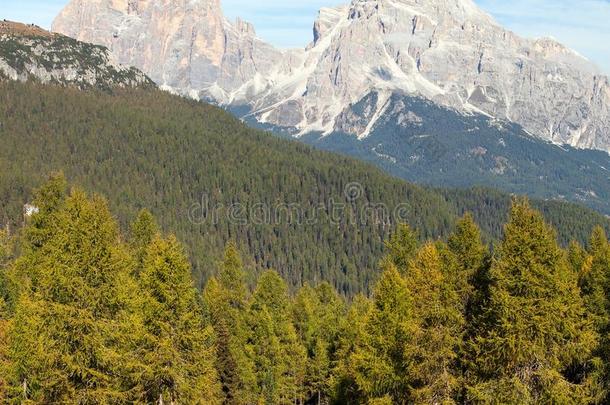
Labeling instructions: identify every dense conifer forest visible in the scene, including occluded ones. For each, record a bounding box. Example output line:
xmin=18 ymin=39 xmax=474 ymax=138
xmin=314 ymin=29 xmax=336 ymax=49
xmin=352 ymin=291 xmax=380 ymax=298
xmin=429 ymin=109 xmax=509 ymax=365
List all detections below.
xmin=2 ymin=22 xmax=610 ymax=405
xmin=1 ymin=176 xmax=609 ymax=403
xmin=0 ymin=80 xmax=608 ymax=295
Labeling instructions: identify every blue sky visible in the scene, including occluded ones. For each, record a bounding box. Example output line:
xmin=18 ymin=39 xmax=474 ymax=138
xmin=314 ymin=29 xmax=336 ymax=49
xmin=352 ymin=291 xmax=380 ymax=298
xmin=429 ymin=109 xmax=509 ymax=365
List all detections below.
xmin=2 ymin=0 xmax=609 ymax=74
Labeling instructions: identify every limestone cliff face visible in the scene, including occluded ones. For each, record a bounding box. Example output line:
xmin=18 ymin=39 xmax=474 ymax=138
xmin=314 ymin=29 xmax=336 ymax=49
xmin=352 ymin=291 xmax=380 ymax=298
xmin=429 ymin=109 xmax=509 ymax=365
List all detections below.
xmin=53 ymin=0 xmax=610 ymax=152
xmin=253 ymin=0 xmax=610 ymax=151
xmin=52 ymin=0 xmax=285 ymax=100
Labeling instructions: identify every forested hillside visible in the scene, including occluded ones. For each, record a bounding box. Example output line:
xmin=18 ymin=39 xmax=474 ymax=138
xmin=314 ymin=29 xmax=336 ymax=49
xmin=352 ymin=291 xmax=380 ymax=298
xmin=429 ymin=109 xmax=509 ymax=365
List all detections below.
xmin=0 ymin=80 xmax=609 ymax=293
xmin=1 ymin=179 xmax=609 ymax=403
xmin=254 ymin=93 xmax=610 ymax=215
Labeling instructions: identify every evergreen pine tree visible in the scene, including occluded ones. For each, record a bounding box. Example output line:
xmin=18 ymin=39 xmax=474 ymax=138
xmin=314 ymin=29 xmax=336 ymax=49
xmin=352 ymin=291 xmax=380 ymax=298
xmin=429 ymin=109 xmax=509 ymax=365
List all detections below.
xmin=137 ymin=235 xmax=222 ymax=404
xmin=129 ymin=208 xmax=159 ymax=269
xmin=203 ymin=242 xmax=257 ymax=404
xmin=405 ymin=243 xmax=463 ymax=403
xmin=309 ymin=338 xmax=330 ymax=404
xmin=385 ymin=224 xmax=418 ymax=270
xmin=292 ymin=283 xmax=322 ymax=403
xmin=579 ymin=227 xmax=610 ymax=329
xmin=0 ymin=319 xmax=6 ymax=403
xmin=332 ymin=294 xmax=372 ymax=404
xmin=0 ymin=228 xmax=12 ymax=399
xmin=0 ymin=255 xmax=8 ymax=403
xmin=466 ymin=199 xmax=600 ymax=403
xmin=579 ymin=227 xmax=610 ymax=401
xmin=217 ymin=242 xmax=249 ymax=310
xmin=0 ymin=226 xmax=9 ymax=268
xmin=292 ymin=282 xmax=345 ymax=404
xmin=248 ymin=270 xmax=307 ymax=404
xmin=344 ymin=263 xmax=418 ymax=403
xmin=0 ymin=226 xmax=11 ymax=315
xmin=314 ymin=282 xmax=345 ymax=346
xmin=447 ymin=213 xmax=486 ymax=305
xmin=293 ymin=284 xmax=318 ymax=352
xmin=23 ymin=172 xmax=67 ymax=250
xmin=6 ymin=189 xmax=138 ymax=403
xmin=567 ymin=240 xmax=587 ymax=275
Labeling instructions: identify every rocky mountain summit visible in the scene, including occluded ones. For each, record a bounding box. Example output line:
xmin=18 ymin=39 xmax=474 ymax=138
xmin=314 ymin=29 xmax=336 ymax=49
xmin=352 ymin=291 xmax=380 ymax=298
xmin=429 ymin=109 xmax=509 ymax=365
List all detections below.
xmin=267 ymin=0 xmax=610 ymax=153
xmin=0 ymin=20 xmax=153 ymax=89
xmin=52 ymin=0 xmax=285 ymax=99
xmin=50 ymin=0 xmax=610 ymax=213
xmin=53 ymin=0 xmax=610 ymax=153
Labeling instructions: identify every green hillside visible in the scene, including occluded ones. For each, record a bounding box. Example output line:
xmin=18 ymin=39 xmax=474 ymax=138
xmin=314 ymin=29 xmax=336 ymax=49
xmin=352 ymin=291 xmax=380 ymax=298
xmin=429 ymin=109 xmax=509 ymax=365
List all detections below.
xmin=1 ymin=80 xmax=608 ymax=293
xmin=258 ymin=92 xmax=610 ymax=215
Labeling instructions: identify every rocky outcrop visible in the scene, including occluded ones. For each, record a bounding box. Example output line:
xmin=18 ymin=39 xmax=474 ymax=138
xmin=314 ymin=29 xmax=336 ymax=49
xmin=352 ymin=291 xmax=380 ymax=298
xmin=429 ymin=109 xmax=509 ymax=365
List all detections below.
xmin=250 ymin=0 xmax=610 ymax=152
xmin=52 ymin=0 xmax=290 ymax=101
xmin=53 ymin=0 xmax=610 ymax=153
xmin=0 ymin=20 xmax=152 ymax=89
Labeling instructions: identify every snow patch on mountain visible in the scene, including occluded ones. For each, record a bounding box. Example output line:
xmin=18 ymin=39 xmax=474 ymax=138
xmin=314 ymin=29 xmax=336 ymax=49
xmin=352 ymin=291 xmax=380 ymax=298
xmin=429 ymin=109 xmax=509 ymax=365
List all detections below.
xmin=52 ymin=0 xmax=610 ymax=153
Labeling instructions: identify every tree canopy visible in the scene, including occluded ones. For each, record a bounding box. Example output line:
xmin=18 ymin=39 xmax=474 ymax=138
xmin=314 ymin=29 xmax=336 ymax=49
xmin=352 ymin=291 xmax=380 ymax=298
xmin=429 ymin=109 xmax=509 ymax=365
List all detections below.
xmin=0 ymin=172 xmax=609 ymax=404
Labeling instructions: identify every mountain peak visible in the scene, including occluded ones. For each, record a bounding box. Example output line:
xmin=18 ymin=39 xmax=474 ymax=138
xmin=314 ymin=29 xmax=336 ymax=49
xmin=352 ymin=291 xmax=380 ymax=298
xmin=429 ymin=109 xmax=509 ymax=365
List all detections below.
xmin=235 ymin=17 xmax=256 ymax=36
xmin=343 ymin=0 xmax=495 ymax=24
xmin=53 ymin=0 xmax=610 ymax=153
xmin=53 ymin=0 xmax=280 ymax=99
xmin=276 ymin=0 xmax=610 ymax=149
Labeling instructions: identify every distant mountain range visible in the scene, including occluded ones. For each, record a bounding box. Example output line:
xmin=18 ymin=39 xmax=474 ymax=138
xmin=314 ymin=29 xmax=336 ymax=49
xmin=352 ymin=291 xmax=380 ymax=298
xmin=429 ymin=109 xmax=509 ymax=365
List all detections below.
xmin=1 ymin=19 xmax=609 ymax=290
xmin=2 ymin=79 xmax=609 ymax=292
xmin=53 ymin=0 xmax=610 ymax=153
xmin=245 ymin=93 xmax=610 ymax=215
xmin=49 ymin=0 xmax=610 ymax=215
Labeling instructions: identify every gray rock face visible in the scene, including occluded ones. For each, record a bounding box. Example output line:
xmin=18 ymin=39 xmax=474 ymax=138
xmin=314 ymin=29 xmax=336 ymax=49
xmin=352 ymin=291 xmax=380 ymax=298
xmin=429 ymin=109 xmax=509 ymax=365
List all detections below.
xmin=52 ymin=0 xmax=288 ymax=101
xmin=53 ymin=0 xmax=610 ymax=153
xmin=0 ymin=20 xmax=152 ymax=89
